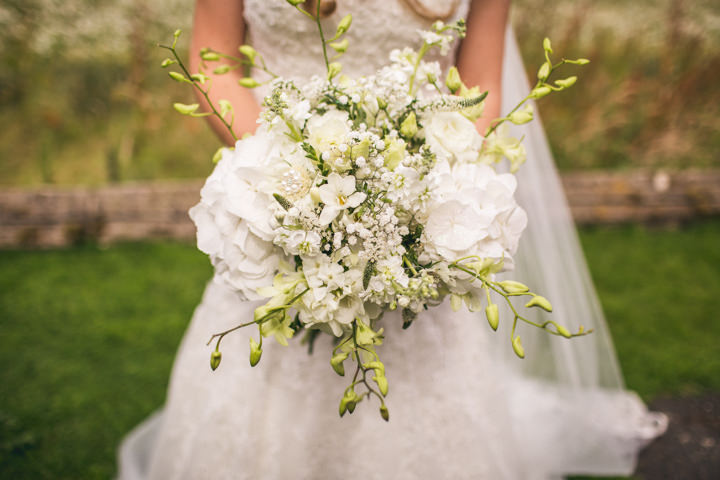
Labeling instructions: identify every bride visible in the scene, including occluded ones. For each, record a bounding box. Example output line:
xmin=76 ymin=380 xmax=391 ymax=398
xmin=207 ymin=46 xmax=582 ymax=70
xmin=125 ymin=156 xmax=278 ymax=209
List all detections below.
xmin=118 ymin=1 xmax=666 ymax=478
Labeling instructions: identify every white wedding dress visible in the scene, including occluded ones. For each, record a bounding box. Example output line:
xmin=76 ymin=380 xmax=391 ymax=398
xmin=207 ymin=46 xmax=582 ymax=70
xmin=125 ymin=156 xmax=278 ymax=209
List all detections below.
xmin=118 ymin=1 xmax=666 ymax=479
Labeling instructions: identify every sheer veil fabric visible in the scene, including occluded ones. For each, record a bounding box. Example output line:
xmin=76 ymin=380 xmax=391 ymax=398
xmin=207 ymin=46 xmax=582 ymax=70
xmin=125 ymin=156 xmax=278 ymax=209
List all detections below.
xmin=118 ymin=1 xmax=666 ymax=478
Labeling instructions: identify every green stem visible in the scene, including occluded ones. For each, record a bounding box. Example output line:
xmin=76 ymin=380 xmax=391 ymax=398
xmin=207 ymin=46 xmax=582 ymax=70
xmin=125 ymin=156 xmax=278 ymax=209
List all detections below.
xmin=206 ymin=287 xmax=310 ymax=348
xmin=408 ymin=43 xmax=430 ymax=95
xmin=315 ymin=2 xmax=330 ymax=72
xmin=160 ymin=44 xmax=238 ymax=142
xmin=402 ymin=255 xmax=418 ymax=276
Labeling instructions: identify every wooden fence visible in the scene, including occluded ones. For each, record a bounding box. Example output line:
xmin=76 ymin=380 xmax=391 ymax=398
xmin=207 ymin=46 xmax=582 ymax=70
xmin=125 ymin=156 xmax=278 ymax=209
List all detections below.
xmin=1 ymin=169 xmax=719 ymax=248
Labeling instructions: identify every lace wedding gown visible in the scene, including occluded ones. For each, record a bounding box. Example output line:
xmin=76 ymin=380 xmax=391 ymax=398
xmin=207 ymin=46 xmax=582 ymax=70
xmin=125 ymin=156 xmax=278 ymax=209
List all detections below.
xmin=118 ymin=1 xmax=666 ymax=478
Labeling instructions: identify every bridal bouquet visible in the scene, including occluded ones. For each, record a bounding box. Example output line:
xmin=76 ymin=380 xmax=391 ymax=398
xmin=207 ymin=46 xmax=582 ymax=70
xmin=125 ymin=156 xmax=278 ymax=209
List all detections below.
xmin=160 ymin=0 xmax=590 ymax=420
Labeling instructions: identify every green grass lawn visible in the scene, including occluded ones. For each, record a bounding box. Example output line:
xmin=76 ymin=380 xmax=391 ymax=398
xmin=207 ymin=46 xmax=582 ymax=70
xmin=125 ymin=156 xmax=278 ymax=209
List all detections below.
xmin=1 ymin=220 xmax=719 ymax=479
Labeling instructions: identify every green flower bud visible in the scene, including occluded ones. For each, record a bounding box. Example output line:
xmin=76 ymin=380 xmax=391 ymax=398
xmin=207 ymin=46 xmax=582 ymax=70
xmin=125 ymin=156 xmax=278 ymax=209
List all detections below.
xmin=485 ymin=303 xmax=499 ymax=331
xmin=554 ymin=76 xmax=577 ymax=89
xmin=329 ymin=38 xmax=349 ymax=54
xmin=336 ymin=14 xmax=353 ymax=36
xmin=338 ymin=388 xmax=356 ymax=417
xmin=380 ymin=404 xmax=390 ymax=422
xmin=556 ymin=324 xmax=571 ymax=338
xmin=512 ymin=336 xmax=525 ymax=359
xmin=366 ymin=361 xmax=385 ymax=375
xmin=173 ymin=103 xmax=200 ymax=115
xmin=249 ymin=338 xmax=262 ymax=366
xmin=542 ymin=37 xmax=553 ymax=54
xmin=508 ymin=104 xmax=533 ymax=125
xmin=525 ymin=295 xmax=553 ymax=312
xmin=374 ymin=375 xmax=389 ymax=396
xmin=213 ymin=65 xmax=232 ymax=75
xmin=339 ymin=397 xmax=349 ymax=417
xmin=537 ymin=62 xmax=551 ymax=81
xmin=529 ymin=86 xmax=552 ymax=99
xmin=346 ymin=400 xmax=357 ymax=414
xmin=376 ymin=97 xmax=388 ymax=110
xmin=287 ymin=0 xmax=304 ymax=5
xmin=573 ymin=58 xmax=590 ymax=65
xmin=210 ymin=350 xmax=222 ymax=370
xmin=330 ymin=352 xmax=349 ymax=376
xmin=445 ymin=66 xmax=462 ymax=93
xmin=238 ymin=77 xmax=260 ymax=88
xmin=161 ymin=58 xmax=176 ymax=68
xmin=399 ymin=112 xmax=418 ymax=138
xmin=498 ymin=280 xmax=529 ymax=294
xmin=190 ymin=73 xmax=208 ymax=84
xmin=382 ymin=139 xmax=406 ymax=171
xmin=351 ymin=138 xmax=370 ymax=161
xmin=168 ymin=71 xmax=191 ymax=84
xmin=200 ymin=51 xmax=220 ymax=61
xmin=173 ymin=29 xmax=182 ymax=38
xmin=327 ymin=62 xmax=342 ymax=80
xmin=238 ymin=45 xmax=257 ymax=63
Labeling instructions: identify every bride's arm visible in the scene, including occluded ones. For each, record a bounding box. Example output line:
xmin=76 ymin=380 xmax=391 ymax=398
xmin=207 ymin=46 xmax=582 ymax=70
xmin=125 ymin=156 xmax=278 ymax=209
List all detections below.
xmin=191 ymin=0 xmax=261 ymax=145
xmin=455 ymin=0 xmax=511 ymax=135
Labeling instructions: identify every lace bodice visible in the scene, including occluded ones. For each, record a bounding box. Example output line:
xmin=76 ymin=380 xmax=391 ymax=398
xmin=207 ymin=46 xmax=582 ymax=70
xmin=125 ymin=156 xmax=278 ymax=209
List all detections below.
xmin=244 ymin=0 xmax=471 ymax=91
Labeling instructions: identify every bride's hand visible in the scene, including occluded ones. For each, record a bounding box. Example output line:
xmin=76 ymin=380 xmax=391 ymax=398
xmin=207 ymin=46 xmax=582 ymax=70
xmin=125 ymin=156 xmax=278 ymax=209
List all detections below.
xmin=191 ymin=0 xmax=261 ymax=145
xmin=456 ymin=0 xmax=510 ymax=136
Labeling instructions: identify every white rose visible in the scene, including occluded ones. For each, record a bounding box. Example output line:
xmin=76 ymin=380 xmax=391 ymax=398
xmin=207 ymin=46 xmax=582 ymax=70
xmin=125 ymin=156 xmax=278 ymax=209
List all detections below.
xmin=306 ymin=109 xmax=351 ymax=154
xmin=423 ymin=111 xmax=483 ymax=164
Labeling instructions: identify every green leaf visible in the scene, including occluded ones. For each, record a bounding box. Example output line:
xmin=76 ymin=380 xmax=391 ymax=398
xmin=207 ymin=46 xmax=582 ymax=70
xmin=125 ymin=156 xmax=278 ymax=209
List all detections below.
xmin=362 ymin=260 xmax=376 ymax=290
xmin=273 ymin=193 xmax=292 ymax=211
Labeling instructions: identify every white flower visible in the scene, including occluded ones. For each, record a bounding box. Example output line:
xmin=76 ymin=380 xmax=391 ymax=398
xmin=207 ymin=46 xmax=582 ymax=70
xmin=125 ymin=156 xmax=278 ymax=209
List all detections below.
xmin=306 ymin=109 xmax=351 ymax=154
xmin=423 ymin=111 xmax=483 ymax=164
xmin=423 ymin=163 xmax=526 ymax=267
xmin=317 ymin=173 xmax=367 ymax=225
xmin=286 ymin=230 xmax=322 ymax=256
xmin=424 ymin=199 xmax=493 ymax=260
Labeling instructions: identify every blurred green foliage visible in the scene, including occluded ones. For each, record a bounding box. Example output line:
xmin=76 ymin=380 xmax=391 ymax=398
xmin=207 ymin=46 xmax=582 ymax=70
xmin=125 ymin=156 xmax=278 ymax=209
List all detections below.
xmin=0 ymin=0 xmax=718 ymax=186
xmin=1 ymin=221 xmax=719 ymax=478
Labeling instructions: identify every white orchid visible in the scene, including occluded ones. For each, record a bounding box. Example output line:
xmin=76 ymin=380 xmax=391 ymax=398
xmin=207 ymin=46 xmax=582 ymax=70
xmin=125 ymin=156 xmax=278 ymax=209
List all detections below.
xmin=317 ymin=173 xmax=367 ymax=225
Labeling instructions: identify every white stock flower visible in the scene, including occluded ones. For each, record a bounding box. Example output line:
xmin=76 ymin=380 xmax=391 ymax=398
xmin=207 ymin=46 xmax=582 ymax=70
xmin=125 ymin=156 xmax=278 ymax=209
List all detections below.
xmin=317 ymin=173 xmax=367 ymax=225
